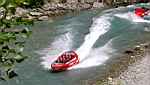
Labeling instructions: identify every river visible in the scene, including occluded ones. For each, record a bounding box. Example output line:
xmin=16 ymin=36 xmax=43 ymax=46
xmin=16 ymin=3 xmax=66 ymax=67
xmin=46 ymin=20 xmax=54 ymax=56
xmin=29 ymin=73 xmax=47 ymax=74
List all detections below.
xmin=1 ymin=6 xmax=150 ymax=85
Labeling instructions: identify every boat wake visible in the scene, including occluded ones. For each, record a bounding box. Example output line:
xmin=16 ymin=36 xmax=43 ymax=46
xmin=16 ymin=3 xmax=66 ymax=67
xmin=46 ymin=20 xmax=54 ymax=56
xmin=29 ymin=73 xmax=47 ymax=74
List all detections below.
xmin=115 ymin=12 xmax=150 ymax=23
xmin=72 ymin=15 xmax=113 ymax=69
xmin=38 ymin=14 xmax=114 ymax=70
xmin=38 ymin=32 xmax=73 ymax=69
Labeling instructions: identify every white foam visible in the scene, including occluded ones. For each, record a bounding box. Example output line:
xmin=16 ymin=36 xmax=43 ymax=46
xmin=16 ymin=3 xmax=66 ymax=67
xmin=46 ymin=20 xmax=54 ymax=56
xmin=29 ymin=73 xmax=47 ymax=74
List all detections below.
xmin=75 ymin=15 xmax=112 ymax=63
xmin=71 ymin=39 xmax=115 ymax=69
xmin=38 ymin=32 xmax=73 ymax=70
xmin=115 ymin=12 xmax=150 ymax=23
xmin=38 ymin=14 xmax=113 ymax=70
xmin=127 ymin=5 xmax=135 ymax=8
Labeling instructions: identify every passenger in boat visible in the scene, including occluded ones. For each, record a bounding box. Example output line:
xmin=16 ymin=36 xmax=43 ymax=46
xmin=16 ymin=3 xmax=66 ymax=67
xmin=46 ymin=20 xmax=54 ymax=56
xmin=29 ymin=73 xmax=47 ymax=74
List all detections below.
xmin=142 ymin=7 xmax=150 ymax=15
xmin=135 ymin=7 xmax=145 ymax=17
xmin=56 ymin=51 xmax=74 ymax=63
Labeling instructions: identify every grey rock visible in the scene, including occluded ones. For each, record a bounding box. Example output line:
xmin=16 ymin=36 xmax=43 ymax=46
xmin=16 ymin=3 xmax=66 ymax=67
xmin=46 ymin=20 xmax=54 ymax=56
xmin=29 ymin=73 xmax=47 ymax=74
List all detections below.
xmin=45 ymin=11 xmax=55 ymax=16
xmin=50 ymin=0 xmax=61 ymax=3
xmin=38 ymin=16 xmax=49 ymax=20
xmin=42 ymin=3 xmax=57 ymax=11
xmin=93 ymin=2 xmax=104 ymax=8
xmin=26 ymin=14 xmax=37 ymax=20
xmin=84 ymin=0 xmax=96 ymax=3
xmin=30 ymin=12 xmax=43 ymax=16
xmin=15 ymin=7 xmax=29 ymax=17
xmin=134 ymin=45 xmax=141 ymax=51
xmin=67 ymin=3 xmax=78 ymax=10
xmin=67 ymin=0 xmax=78 ymax=3
xmin=81 ymin=3 xmax=91 ymax=9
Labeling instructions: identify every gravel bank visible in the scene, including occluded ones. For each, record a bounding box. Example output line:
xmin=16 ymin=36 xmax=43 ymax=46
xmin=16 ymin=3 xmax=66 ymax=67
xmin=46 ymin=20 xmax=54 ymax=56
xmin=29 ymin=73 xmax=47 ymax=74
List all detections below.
xmin=117 ymin=50 xmax=150 ymax=85
xmin=80 ymin=43 xmax=150 ymax=85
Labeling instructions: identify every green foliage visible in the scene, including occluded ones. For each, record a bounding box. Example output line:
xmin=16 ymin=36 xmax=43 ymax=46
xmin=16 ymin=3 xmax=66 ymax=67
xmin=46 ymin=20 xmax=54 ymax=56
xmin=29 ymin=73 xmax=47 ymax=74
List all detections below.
xmin=0 ymin=0 xmax=33 ymax=80
xmin=14 ymin=0 xmax=44 ymax=8
xmin=24 ymin=0 xmax=44 ymax=8
xmin=0 ymin=0 xmax=44 ymax=9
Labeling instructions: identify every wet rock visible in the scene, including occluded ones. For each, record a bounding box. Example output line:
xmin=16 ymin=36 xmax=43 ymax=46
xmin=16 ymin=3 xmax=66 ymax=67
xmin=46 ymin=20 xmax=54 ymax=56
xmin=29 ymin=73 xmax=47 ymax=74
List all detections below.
xmin=140 ymin=43 xmax=150 ymax=49
xmin=38 ymin=16 xmax=49 ymax=20
xmin=65 ymin=3 xmax=77 ymax=10
xmin=80 ymin=3 xmax=91 ymax=9
xmin=57 ymin=3 xmax=65 ymax=9
xmin=124 ymin=50 xmax=134 ymax=54
xmin=93 ymin=2 xmax=104 ymax=8
xmin=67 ymin=0 xmax=78 ymax=3
xmin=84 ymin=0 xmax=95 ymax=3
xmin=134 ymin=45 xmax=141 ymax=51
xmin=108 ymin=77 xmax=113 ymax=81
xmin=130 ymin=56 xmax=135 ymax=58
xmin=26 ymin=14 xmax=37 ymax=20
xmin=45 ymin=11 xmax=56 ymax=16
xmin=30 ymin=11 xmax=43 ymax=16
xmin=7 ymin=70 xmax=18 ymax=79
xmin=36 ymin=8 xmax=45 ymax=13
xmin=103 ymin=0 xmax=113 ymax=6
xmin=42 ymin=3 xmax=58 ymax=11
xmin=50 ymin=0 xmax=61 ymax=3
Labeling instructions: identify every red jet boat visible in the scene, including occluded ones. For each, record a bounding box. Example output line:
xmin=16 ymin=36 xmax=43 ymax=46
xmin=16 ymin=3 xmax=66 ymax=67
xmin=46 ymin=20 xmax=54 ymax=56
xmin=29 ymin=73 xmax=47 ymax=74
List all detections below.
xmin=135 ymin=7 xmax=150 ymax=17
xmin=51 ymin=51 xmax=79 ymax=72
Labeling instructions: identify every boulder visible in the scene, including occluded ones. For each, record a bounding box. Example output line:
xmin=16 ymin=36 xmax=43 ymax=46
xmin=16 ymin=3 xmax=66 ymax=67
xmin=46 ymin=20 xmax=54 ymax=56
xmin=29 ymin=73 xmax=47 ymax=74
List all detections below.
xmin=15 ymin=7 xmax=29 ymax=17
xmin=38 ymin=16 xmax=49 ymax=20
xmin=42 ymin=3 xmax=57 ymax=11
xmin=67 ymin=0 xmax=78 ymax=3
xmin=30 ymin=12 xmax=43 ymax=16
xmin=50 ymin=0 xmax=61 ymax=3
xmin=85 ymin=0 xmax=96 ymax=3
xmin=93 ymin=2 xmax=104 ymax=8
xmin=124 ymin=50 xmax=134 ymax=54
xmin=134 ymin=45 xmax=141 ymax=51
xmin=65 ymin=3 xmax=78 ymax=10
xmin=79 ymin=3 xmax=91 ymax=9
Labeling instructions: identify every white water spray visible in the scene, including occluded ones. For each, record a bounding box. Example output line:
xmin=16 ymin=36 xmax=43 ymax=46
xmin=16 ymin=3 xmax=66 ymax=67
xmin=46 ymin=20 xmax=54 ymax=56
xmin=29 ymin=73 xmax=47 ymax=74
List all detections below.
xmin=38 ymin=32 xmax=73 ymax=69
xmin=71 ymin=38 xmax=115 ymax=69
xmin=115 ymin=12 xmax=150 ymax=23
xmin=68 ymin=15 xmax=112 ymax=69
xmin=75 ymin=15 xmax=111 ymax=62
xmin=38 ymin=14 xmax=113 ymax=70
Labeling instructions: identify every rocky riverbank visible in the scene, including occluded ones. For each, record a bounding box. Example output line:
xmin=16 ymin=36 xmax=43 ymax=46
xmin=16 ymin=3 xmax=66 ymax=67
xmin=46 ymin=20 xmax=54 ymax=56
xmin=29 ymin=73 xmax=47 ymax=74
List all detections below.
xmin=103 ymin=43 xmax=150 ymax=85
xmin=0 ymin=1 xmax=105 ymax=22
xmin=0 ymin=0 xmax=132 ymax=22
xmin=80 ymin=42 xmax=150 ymax=85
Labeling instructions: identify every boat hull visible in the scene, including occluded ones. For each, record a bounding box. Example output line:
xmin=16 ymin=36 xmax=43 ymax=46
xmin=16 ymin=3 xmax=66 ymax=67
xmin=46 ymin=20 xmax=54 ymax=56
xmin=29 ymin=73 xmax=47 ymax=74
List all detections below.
xmin=51 ymin=51 xmax=79 ymax=72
